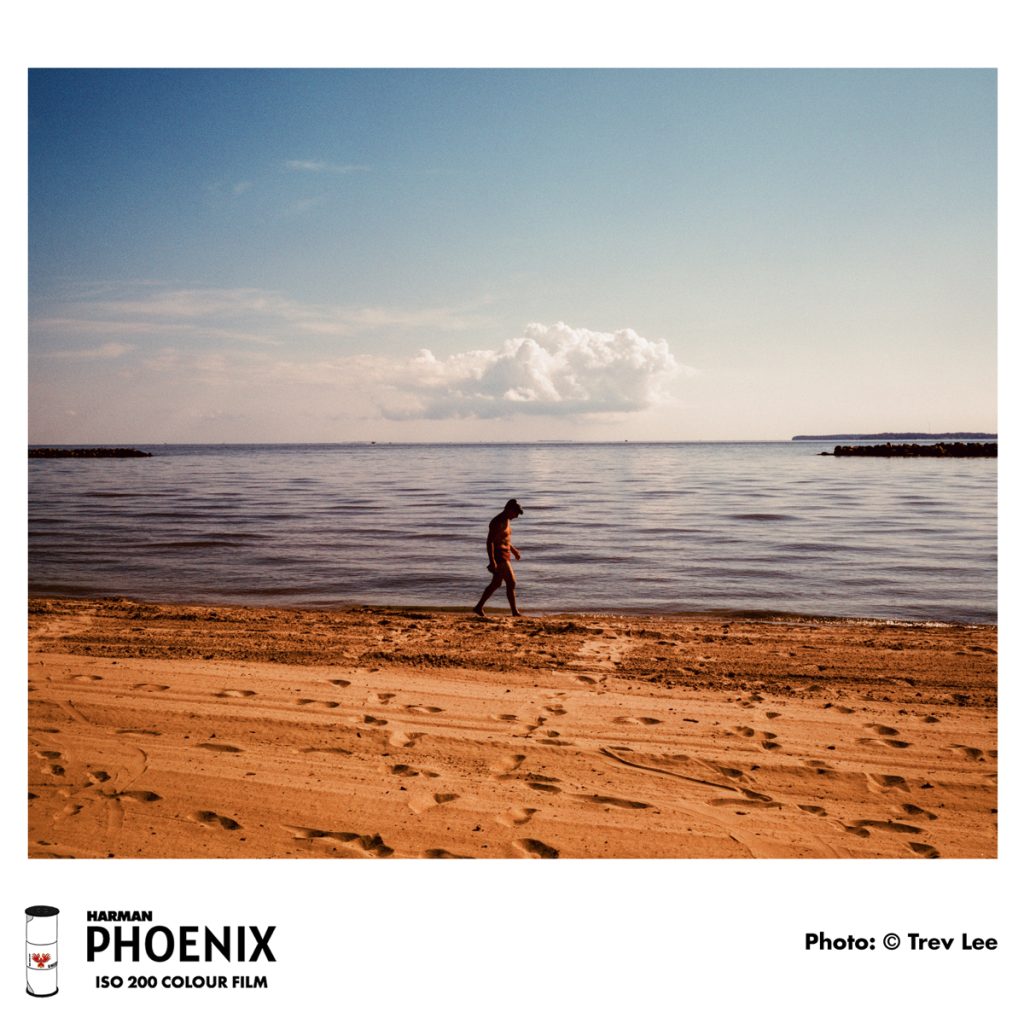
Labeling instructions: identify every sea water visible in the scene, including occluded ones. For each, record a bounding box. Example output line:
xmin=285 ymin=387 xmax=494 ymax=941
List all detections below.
xmin=28 ymin=442 xmax=997 ymax=622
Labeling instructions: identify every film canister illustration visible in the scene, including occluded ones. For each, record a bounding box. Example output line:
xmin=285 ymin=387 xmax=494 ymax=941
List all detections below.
xmin=26 ymin=906 xmax=59 ymax=997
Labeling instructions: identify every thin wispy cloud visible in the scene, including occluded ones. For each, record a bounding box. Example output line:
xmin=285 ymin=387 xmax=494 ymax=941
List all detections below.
xmin=126 ymin=322 xmax=687 ymax=422
xmin=204 ymin=180 xmax=255 ymax=199
xmin=285 ymin=159 xmax=370 ymax=174
xmin=38 ymin=341 xmax=135 ymax=361
xmin=30 ymin=284 xmax=493 ymax=351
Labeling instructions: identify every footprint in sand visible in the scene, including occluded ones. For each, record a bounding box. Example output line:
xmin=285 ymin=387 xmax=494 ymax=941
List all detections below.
xmin=408 ymin=792 xmax=460 ymax=813
xmin=422 ymin=849 xmax=474 ymax=859
xmin=35 ymin=750 xmax=63 ymax=760
xmin=388 ymin=731 xmax=424 ymax=749
xmin=193 ymin=810 xmax=241 ymax=830
xmin=950 ymin=744 xmax=985 ymax=761
xmin=524 ymin=770 xmax=565 ymax=794
xmin=361 ymin=715 xmax=388 ymax=726
xmin=543 ymin=705 xmax=568 ymax=716
xmin=710 ymin=796 xmax=783 ymax=810
xmin=514 ymin=838 xmax=559 ymax=859
xmin=765 ymin=711 xmax=782 ymax=720
xmin=405 ymin=705 xmax=444 ymax=715
xmin=86 ymin=770 xmax=111 ymax=784
xmin=216 ymin=689 xmax=255 ymax=698
xmin=867 ymin=723 xmax=900 ymax=736
xmin=134 ymin=683 xmax=171 ymax=692
xmin=900 ymin=803 xmax=938 ymax=821
xmin=375 ymin=693 xmax=396 ymax=704
xmin=192 ymin=811 xmax=240 ymax=827
xmin=738 ymin=788 xmax=776 ymax=804
xmin=71 ymin=674 xmax=103 ymax=682
xmin=731 ymin=726 xmax=756 ymax=738
xmin=491 ymin=713 xmax=519 ymax=722
xmin=300 ymin=747 xmax=352 ymax=756
xmin=295 ymin=829 xmax=394 ymax=857
xmin=799 ymin=805 xmax=828 ymax=816
xmin=851 ymin=819 xmax=923 ymax=834
xmin=579 ymin=794 xmax=652 ymax=810
xmin=286 ymin=825 xmax=352 ymax=841
xmin=613 ymin=716 xmax=661 ymax=726
xmin=909 ymin=842 xmax=940 ymax=858
xmin=390 ymin=763 xmax=420 ymax=777
xmin=840 ymin=823 xmax=871 ymax=838
xmin=867 ymin=773 xmax=910 ymax=794
xmin=119 ymin=791 xmax=162 ymax=803
xmin=195 ymin=742 xmax=243 ymax=753
xmin=117 ymin=728 xmax=161 ymax=736
xmin=858 ymin=737 xmax=912 ymax=749
xmin=328 ymin=679 xmax=352 ymax=688
xmin=496 ymin=806 xmax=537 ymax=827
xmin=490 ymin=754 xmax=526 ymax=777
xmin=577 ymin=675 xmax=598 ymax=684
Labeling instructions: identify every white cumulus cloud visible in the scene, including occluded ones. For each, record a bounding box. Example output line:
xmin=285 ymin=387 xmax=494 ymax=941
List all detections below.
xmin=379 ymin=322 xmax=684 ymax=420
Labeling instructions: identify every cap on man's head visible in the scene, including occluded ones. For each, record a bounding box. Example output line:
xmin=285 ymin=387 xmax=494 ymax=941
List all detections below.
xmin=504 ymin=499 xmax=524 ymax=515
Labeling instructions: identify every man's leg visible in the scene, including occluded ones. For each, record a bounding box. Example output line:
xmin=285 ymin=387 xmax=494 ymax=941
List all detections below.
xmin=473 ymin=567 xmax=504 ymax=616
xmin=504 ymin=564 xmax=520 ymax=616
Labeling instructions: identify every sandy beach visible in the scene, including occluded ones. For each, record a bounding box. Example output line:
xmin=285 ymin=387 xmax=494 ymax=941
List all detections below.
xmin=27 ymin=598 xmax=996 ymax=859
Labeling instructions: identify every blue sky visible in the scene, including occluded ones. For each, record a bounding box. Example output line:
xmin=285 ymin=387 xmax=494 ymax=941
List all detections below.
xmin=28 ymin=68 xmax=996 ymax=442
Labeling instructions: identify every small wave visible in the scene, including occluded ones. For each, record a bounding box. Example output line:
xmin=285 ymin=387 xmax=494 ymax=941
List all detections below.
xmin=140 ymin=540 xmax=249 ymax=550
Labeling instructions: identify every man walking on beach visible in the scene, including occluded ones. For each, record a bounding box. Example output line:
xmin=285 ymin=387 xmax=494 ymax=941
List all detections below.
xmin=473 ymin=499 xmax=524 ymax=617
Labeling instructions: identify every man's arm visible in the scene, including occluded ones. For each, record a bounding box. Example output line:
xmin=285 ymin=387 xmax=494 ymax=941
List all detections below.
xmin=485 ymin=521 xmax=500 ymax=570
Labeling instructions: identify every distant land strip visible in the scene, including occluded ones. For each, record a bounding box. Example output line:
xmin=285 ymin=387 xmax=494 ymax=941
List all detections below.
xmin=825 ymin=442 xmax=996 ymax=458
xmin=29 ymin=448 xmax=152 ymax=459
xmin=793 ymin=432 xmax=996 ymax=441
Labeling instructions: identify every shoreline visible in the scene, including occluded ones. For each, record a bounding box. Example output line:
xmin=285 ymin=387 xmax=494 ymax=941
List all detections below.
xmin=26 ymin=591 xmax=997 ymax=628
xmin=28 ymin=597 xmax=997 ymax=859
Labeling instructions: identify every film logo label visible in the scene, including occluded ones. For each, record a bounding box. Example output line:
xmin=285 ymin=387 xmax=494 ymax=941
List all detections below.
xmin=26 ymin=906 xmax=59 ymax=998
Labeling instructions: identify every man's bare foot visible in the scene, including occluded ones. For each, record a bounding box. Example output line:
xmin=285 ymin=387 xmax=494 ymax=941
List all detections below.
xmin=473 ymin=605 xmax=487 ymax=617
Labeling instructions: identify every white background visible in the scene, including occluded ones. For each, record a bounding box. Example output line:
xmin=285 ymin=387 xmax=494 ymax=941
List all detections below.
xmin=4 ymin=3 xmax=1020 ymax=1021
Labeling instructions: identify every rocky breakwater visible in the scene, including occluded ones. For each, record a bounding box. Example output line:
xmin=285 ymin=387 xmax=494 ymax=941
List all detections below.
xmin=29 ymin=448 xmax=153 ymax=458
xmin=825 ymin=442 xmax=996 ymax=458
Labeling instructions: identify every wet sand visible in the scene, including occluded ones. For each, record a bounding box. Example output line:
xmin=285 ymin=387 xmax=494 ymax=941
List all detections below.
xmin=28 ymin=598 xmax=997 ymax=859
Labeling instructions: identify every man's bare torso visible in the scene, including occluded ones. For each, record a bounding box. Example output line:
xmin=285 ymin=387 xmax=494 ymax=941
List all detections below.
xmin=489 ymin=514 xmax=513 ymax=562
